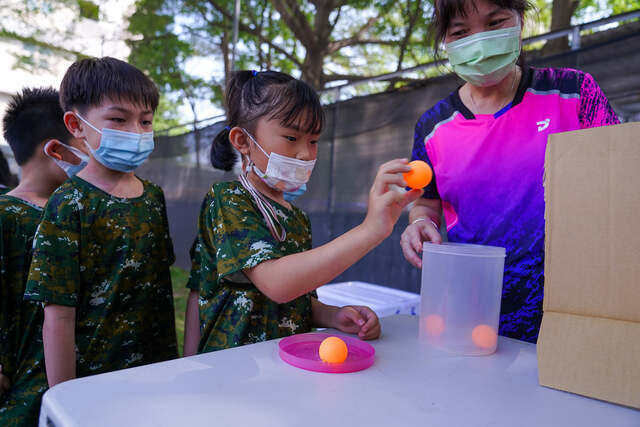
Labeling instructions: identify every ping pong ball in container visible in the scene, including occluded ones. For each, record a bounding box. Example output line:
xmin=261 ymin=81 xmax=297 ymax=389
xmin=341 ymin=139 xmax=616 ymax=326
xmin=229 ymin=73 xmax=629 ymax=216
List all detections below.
xmin=424 ymin=314 xmax=445 ymax=337
xmin=319 ymin=336 xmax=348 ymax=363
xmin=403 ymin=160 xmax=433 ymax=189
xmin=472 ymin=324 xmax=498 ymax=349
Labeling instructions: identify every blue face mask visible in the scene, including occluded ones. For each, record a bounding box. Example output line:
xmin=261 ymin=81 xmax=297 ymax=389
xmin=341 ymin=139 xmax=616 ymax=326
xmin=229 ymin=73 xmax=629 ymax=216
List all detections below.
xmin=76 ymin=113 xmax=155 ymax=173
xmin=283 ymin=183 xmax=307 ymax=202
xmin=44 ymin=140 xmax=89 ymax=177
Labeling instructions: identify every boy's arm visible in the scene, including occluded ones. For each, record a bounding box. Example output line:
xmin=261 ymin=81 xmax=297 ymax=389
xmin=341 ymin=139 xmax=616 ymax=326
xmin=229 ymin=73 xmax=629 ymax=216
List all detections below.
xmin=245 ymin=160 xmax=421 ymax=304
xmin=43 ymin=304 xmax=76 ymax=387
xmin=183 ymin=290 xmax=200 ymax=357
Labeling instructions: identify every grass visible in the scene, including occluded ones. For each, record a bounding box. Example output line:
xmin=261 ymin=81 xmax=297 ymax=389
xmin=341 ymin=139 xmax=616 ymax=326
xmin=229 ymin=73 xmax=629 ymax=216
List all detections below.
xmin=170 ymin=266 xmax=190 ymax=356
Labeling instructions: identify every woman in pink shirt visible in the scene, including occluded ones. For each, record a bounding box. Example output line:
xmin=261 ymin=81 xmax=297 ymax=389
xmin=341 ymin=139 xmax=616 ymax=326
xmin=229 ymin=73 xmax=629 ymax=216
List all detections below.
xmin=401 ymin=0 xmax=619 ymax=343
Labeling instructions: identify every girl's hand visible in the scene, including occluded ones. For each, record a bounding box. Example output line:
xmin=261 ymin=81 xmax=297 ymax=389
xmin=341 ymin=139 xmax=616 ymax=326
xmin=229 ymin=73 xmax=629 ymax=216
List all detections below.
xmin=363 ymin=159 xmax=423 ymax=242
xmin=400 ymin=219 xmax=442 ymax=268
xmin=334 ymin=305 xmax=381 ymax=340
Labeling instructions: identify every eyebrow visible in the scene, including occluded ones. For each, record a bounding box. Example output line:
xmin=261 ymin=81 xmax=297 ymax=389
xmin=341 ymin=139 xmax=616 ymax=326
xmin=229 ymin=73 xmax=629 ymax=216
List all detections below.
xmin=487 ymin=8 xmax=510 ymax=18
xmin=106 ymin=106 xmax=153 ymax=115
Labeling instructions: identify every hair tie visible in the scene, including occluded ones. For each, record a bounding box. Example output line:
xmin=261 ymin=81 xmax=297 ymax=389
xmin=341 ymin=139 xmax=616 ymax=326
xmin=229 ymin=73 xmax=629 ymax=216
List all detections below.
xmin=224 ymin=126 xmax=231 ymax=131
xmin=251 ymin=70 xmax=258 ymax=77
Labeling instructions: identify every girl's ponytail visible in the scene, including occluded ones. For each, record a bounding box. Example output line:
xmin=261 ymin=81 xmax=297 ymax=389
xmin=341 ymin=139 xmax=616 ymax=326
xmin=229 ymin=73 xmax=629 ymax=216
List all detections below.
xmin=210 ymin=127 xmax=236 ymax=171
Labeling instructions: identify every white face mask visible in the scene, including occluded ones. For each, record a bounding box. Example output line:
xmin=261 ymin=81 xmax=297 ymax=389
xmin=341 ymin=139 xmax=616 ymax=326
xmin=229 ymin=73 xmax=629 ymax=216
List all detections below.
xmin=44 ymin=140 xmax=89 ymax=177
xmin=242 ymin=128 xmax=316 ymax=192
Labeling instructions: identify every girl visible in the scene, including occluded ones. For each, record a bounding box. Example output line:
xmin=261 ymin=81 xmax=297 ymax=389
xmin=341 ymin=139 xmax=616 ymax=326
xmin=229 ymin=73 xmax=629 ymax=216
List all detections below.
xmin=184 ymin=70 xmax=422 ymax=355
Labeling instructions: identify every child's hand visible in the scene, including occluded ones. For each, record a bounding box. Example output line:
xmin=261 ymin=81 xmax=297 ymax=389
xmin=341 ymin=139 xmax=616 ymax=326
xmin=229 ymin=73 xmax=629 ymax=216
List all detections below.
xmin=0 ymin=364 xmax=10 ymax=398
xmin=363 ymin=159 xmax=424 ymax=242
xmin=334 ymin=305 xmax=381 ymax=340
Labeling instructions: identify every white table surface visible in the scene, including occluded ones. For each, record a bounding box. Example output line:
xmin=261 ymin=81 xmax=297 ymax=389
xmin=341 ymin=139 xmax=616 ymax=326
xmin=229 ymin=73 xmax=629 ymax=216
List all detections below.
xmin=40 ymin=315 xmax=639 ymax=427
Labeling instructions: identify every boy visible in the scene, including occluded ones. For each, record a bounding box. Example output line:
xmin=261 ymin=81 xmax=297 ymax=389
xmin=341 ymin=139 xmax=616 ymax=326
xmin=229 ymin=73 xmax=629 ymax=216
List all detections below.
xmin=24 ymin=57 xmax=178 ymax=388
xmin=0 ymin=87 xmax=88 ymax=426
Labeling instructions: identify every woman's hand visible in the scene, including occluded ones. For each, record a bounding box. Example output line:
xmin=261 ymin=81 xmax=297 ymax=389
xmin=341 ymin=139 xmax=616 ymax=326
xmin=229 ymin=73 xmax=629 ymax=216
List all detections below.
xmin=362 ymin=159 xmax=424 ymax=242
xmin=400 ymin=199 xmax=443 ymax=268
xmin=334 ymin=305 xmax=381 ymax=340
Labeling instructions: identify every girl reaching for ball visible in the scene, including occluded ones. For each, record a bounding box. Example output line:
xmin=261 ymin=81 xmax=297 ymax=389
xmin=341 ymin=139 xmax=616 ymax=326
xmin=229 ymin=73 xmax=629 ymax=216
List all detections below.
xmin=183 ymin=70 xmax=423 ymax=356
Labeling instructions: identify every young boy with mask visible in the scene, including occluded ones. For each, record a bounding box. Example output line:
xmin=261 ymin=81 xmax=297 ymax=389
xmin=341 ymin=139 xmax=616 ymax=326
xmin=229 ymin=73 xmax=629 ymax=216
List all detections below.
xmin=24 ymin=57 xmax=178 ymax=388
xmin=0 ymin=87 xmax=88 ymax=426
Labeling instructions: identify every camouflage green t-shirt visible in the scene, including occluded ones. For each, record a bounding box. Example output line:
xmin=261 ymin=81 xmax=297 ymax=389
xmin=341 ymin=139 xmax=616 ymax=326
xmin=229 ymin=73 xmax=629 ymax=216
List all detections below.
xmin=187 ymin=181 xmax=315 ymax=353
xmin=0 ymin=196 xmax=47 ymax=426
xmin=24 ymin=176 xmax=178 ymax=378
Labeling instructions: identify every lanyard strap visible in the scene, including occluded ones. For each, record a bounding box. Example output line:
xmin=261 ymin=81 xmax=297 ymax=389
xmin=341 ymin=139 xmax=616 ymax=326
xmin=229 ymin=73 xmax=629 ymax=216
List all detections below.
xmin=238 ymin=172 xmax=287 ymax=242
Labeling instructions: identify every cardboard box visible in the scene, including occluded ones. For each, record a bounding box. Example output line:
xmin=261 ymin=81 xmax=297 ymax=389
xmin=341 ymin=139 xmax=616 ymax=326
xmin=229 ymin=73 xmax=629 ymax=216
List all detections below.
xmin=538 ymin=122 xmax=640 ymax=409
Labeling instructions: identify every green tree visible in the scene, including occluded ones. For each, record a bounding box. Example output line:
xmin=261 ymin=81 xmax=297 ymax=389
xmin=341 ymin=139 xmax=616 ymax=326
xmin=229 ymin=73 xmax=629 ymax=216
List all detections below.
xmin=536 ymin=0 xmax=640 ymax=54
xmin=127 ymin=0 xmax=433 ymax=113
xmin=0 ymin=0 xmax=97 ymax=71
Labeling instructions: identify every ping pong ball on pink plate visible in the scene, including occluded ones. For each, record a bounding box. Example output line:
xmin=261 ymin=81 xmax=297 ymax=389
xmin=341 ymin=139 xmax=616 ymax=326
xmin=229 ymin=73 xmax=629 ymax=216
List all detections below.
xmin=319 ymin=336 xmax=348 ymax=363
xmin=424 ymin=314 xmax=445 ymax=337
xmin=472 ymin=324 xmax=498 ymax=349
xmin=403 ymin=160 xmax=433 ymax=189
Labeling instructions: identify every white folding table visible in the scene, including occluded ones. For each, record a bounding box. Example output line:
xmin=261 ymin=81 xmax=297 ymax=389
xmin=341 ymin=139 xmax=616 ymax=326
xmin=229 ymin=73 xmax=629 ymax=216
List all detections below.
xmin=40 ymin=315 xmax=639 ymax=426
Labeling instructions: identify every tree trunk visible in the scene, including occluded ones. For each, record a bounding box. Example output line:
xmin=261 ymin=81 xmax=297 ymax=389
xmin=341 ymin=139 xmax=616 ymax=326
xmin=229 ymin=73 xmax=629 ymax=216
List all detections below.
xmin=221 ymin=30 xmax=231 ymax=89
xmin=301 ymin=49 xmax=326 ymax=90
xmin=543 ymin=0 xmax=580 ymax=55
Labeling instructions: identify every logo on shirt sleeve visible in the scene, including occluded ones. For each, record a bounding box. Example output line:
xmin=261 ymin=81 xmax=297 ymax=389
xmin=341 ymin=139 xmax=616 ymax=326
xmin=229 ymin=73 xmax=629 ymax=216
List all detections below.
xmin=536 ymin=118 xmax=550 ymax=132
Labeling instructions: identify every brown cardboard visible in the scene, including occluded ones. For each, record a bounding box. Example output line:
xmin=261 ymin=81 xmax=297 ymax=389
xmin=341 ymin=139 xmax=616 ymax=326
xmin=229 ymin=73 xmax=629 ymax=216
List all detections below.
xmin=538 ymin=122 xmax=640 ymax=408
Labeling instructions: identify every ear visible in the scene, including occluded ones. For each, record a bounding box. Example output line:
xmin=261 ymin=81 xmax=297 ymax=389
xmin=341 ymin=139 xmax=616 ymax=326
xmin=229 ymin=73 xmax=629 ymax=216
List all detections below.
xmin=64 ymin=111 xmax=84 ymax=138
xmin=44 ymin=140 xmax=63 ymax=161
xmin=228 ymin=127 xmax=251 ymax=156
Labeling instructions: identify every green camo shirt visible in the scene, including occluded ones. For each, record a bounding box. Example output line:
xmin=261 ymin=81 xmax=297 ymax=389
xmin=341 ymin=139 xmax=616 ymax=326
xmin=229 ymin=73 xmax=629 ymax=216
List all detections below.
xmin=0 ymin=196 xmax=47 ymax=426
xmin=187 ymin=181 xmax=315 ymax=353
xmin=24 ymin=176 xmax=178 ymax=378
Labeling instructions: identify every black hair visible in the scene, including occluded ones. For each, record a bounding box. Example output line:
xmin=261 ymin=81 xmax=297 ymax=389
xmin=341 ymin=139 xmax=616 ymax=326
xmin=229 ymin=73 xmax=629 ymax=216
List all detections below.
xmin=431 ymin=0 xmax=535 ymax=67
xmin=2 ymin=87 xmax=72 ymax=166
xmin=59 ymin=56 xmax=159 ymax=113
xmin=0 ymin=150 xmax=18 ymax=188
xmin=210 ymin=70 xmax=325 ymax=171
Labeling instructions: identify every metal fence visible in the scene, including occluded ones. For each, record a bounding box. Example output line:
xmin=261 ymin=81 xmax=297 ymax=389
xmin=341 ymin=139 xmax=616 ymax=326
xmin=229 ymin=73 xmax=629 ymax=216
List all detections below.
xmin=143 ymin=16 xmax=640 ymax=293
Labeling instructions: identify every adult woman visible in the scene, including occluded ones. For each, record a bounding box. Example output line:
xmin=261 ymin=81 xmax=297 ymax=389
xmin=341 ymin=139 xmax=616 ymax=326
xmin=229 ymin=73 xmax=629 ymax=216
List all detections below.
xmin=401 ymin=0 xmax=619 ymax=343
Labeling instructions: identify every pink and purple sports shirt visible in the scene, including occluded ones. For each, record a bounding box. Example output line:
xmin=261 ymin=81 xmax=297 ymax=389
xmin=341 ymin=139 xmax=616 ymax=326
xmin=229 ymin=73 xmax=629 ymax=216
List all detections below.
xmin=411 ymin=67 xmax=619 ymax=343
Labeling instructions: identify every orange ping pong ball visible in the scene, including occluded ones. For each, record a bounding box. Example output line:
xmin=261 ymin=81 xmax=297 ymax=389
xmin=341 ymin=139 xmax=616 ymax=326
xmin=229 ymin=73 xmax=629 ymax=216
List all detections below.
xmin=403 ymin=160 xmax=433 ymax=189
xmin=319 ymin=336 xmax=348 ymax=363
xmin=472 ymin=324 xmax=498 ymax=349
xmin=424 ymin=314 xmax=445 ymax=337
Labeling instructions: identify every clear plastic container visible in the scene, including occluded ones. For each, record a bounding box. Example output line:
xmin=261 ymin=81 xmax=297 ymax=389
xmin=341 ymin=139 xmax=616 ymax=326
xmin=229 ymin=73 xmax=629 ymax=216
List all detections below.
xmin=419 ymin=242 xmax=506 ymax=356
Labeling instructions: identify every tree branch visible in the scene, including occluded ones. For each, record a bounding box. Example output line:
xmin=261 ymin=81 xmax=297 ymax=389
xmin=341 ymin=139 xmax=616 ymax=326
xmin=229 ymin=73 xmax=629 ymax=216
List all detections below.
xmin=205 ymin=0 xmax=302 ymax=67
xmin=328 ymin=16 xmax=381 ymax=53
xmin=271 ymin=0 xmax=315 ymax=48
xmin=323 ymin=73 xmax=371 ymax=83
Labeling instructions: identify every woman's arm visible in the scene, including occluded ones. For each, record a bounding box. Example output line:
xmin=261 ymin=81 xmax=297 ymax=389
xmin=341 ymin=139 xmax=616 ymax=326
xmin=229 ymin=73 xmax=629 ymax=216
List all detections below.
xmin=43 ymin=304 xmax=76 ymax=387
xmin=400 ymin=197 xmax=443 ymax=268
xmin=183 ymin=290 xmax=201 ymax=357
xmin=244 ymin=159 xmax=423 ymax=304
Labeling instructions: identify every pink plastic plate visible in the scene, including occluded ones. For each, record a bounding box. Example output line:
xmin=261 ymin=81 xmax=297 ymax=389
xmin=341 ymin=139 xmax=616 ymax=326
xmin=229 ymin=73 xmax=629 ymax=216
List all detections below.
xmin=279 ymin=332 xmax=375 ymax=373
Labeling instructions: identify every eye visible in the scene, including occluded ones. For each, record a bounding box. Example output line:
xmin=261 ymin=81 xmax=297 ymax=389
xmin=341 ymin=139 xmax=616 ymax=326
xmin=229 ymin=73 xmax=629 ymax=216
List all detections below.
xmin=450 ymin=29 xmax=467 ymax=38
xmin=285 ymin=135 xmax=297 ymax=142
xmin=109 ymin=117 xmax=126 ymax=123
xmin=489 ymin=18 xmax=507 ymax=27
xmin=142 ymin=120 xmax=153 ymax=126
xmin=310 ymin=140 xmax=318 ymax=145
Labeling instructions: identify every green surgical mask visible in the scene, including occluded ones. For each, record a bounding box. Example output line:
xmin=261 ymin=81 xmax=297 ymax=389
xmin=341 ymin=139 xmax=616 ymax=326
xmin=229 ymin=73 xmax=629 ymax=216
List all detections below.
xmin=445 ymin=22 xmax=521 ymax=87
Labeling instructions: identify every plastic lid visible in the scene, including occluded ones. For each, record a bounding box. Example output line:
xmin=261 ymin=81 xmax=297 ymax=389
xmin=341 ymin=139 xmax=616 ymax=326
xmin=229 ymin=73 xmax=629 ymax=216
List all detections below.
xmin=279 ymin=333 xmax=375 ymax=373
xmin=422 ymin=242 xmax=506 ymax=258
